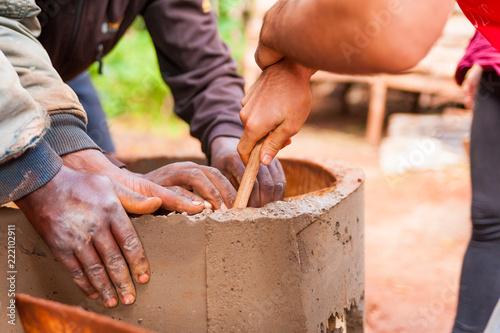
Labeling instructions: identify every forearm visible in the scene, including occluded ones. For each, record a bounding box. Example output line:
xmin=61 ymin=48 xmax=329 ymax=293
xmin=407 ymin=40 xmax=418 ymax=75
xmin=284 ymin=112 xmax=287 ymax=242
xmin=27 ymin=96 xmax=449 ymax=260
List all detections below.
xmin=143 ymin=0 xmax=246 ymax=159
xmin=259 ymin=0 xmax=454 ymax=73
xmin=0 ymin=13 xmax=99 ymax=157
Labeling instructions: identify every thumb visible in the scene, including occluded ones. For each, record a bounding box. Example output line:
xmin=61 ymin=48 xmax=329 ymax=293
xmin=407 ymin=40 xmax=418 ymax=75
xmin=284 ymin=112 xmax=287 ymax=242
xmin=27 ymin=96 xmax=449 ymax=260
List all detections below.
xmin=112 ymin=180 xmax=162 ymax=214
xmin=260 ymin=129 xmax=292 ymax=165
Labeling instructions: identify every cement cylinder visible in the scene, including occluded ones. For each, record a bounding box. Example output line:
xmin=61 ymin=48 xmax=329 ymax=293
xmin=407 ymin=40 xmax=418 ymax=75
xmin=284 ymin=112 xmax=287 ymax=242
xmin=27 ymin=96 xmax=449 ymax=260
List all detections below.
xmin=0 ymin=157 xmax=364 ymax=333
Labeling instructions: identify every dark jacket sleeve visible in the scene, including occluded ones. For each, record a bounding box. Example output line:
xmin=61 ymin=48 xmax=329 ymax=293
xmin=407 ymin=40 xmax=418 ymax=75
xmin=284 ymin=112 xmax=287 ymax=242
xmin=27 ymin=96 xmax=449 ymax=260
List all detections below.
xmin=142 ymin=0 xmax=245 ymax=158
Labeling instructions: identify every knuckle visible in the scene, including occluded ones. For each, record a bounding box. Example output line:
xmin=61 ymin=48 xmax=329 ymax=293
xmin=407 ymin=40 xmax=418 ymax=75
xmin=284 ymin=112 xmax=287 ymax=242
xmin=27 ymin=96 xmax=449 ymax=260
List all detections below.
xmin=122 ymin=234 xmax=142 ymax=253
xmin=114 ymin=281 xmax=132 ymax=292
xmin=69 ymin=268 xmax=87 ymax=282
xmin=268 ymin=140 xmax=283 ymax=151
xmin=183 ymin=162 xmax=197 ymax=168
xmin=86 ymin=263 xmax=106 ymax=277
xmin=209 ymin=187 xmax=222 ymax=200
xmin=281 ymin=126 xmax=298 ymax=137
xmin=239 ymin=109 xmax=248 ymax=121
xmin=106 ymin=253 xmax=125 ymax=271
xmin=274 ymin=181 xmax=285 ymax=194
xmin=103 ymin=199 xmax=121 ymax=215
xmin=206 ymin=167 xmax=224 ymax=179
xmin=260 ymin=179 xmax=274 ymax=192
xmin=188 ymin=169 xmax=204 ymax=178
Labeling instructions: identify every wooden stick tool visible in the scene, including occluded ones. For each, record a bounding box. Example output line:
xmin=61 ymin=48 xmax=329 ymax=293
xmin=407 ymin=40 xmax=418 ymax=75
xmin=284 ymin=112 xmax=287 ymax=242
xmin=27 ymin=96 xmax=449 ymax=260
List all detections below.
xmin=233 ymin=139 xmax=264 ymax=209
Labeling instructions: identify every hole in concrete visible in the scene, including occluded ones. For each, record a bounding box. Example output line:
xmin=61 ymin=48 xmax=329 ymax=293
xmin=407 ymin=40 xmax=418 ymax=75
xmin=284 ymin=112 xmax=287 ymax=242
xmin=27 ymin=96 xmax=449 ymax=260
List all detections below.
xmin=326 ymin=313 xmax=344 ymax=333
xmin=120 ymin=156 xmax=337 ymax=199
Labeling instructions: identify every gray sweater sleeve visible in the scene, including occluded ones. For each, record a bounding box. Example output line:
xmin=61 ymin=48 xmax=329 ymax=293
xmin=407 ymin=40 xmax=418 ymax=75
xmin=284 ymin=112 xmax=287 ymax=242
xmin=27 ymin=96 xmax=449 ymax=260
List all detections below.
xmin=0 ymin=4 xmax=98 ymax=204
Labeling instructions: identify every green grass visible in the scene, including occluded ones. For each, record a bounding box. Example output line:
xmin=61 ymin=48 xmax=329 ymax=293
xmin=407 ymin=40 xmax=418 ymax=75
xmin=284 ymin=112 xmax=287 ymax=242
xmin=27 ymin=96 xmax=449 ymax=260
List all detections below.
xmin=89 ymin=8 xmax=247 ymax=127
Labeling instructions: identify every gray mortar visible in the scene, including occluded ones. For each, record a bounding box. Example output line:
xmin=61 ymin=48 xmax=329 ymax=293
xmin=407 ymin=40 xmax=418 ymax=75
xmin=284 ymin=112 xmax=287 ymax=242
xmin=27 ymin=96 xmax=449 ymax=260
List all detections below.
xmin=0 ymin=158 xmax=364 ymax=333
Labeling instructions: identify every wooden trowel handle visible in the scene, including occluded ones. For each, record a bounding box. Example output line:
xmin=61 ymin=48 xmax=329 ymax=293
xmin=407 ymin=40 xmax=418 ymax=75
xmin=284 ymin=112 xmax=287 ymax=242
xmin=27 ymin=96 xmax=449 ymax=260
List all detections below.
xmin=233 ymin=139 xmax=264 ymax=209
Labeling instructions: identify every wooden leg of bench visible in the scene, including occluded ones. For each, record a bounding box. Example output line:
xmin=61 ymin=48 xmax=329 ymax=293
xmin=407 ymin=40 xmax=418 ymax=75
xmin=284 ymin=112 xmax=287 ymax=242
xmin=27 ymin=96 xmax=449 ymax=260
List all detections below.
xmin=366 ymin=77 xmax=387 ymax=147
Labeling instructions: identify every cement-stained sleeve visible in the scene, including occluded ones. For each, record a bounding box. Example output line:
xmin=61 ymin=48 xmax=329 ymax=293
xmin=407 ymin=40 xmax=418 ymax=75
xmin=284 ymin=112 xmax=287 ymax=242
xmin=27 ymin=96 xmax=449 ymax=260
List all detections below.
xmin=0 ymin=6 xmax=100 ymax=157
xmin=0 ymin=50 xmax=48 ymax=163
xmin=0 ymin=50 xmax=63 ymax=204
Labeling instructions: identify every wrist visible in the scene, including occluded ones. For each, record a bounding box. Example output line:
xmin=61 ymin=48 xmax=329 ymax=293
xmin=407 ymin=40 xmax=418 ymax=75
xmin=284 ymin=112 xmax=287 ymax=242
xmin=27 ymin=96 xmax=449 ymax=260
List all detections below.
xmin=210 ymin=136 xmax=239 ymax=162
xmin=15 ymin=165 xmax=72 ymax=210
xmin=1 ymin=140 xmax=63 ymax=204
xmin=272 ymin=58 xmax=316 ymax=82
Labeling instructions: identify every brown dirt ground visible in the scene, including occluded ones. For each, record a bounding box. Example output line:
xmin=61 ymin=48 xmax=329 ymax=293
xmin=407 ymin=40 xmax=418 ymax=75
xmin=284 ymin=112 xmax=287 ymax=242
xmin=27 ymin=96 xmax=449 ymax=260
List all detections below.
xmin=110 ymin=92 xmax=471 ymax=333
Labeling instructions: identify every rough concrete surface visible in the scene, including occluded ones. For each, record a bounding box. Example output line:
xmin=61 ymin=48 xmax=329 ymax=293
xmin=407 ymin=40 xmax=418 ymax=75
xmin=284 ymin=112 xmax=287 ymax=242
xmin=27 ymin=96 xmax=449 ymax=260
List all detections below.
xmin=0 ymin=158 xmax=364 ymax=333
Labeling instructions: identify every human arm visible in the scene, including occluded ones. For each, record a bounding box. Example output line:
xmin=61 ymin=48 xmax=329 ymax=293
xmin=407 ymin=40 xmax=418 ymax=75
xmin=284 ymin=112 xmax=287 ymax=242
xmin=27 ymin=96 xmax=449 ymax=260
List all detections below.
xmin=62 ymin=149 xmax=237 ymax=211
xmin=15 ymin=166 xmax=161 ymax=307
xmin=239 ymin=0 xmax=454 ymax=164
xmin=237 ymin=59 xmax=314 ymax=166
xmin=256 ymin=0 xmax=454 ymax=73
xmin=141 ymin=0 xmax=287 ymax=206
xmin=0 ymin=5 xmax=219 ymax=307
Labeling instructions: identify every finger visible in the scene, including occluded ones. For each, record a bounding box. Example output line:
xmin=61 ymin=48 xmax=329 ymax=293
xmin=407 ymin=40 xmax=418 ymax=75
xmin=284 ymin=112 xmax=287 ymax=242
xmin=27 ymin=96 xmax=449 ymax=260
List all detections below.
xmin=126 ymin=178 xmax=206 ymax=214
xmin=222 ymin=157 xmax=246 ymax=190
xmin=171 ymin=169 xmax=228 ymax=210
xmin=261 ymin=125 xmax=295 ymax=166
xmin=255 ymin=165 xmax=274 ymax=207
xmin=94 ymin=232 xmax=136 ymax=305
xmin=109 ymin=210 xmax=150 ymax=285
xmin=199 ymin=167 xmax=237 ymax=209
xmin=247 ymin=176 xmax=261 ymax=208
xmin=112 ymin=180 xmax=162 ymax=214
xmin=169 ymin=186 xmax=213 ymax=210
xmin=56 ymin=254 xmax=98 ymax=299
xmin=238 ymin=126 xmax=269 ymax=165
xmin=268 ymin=159 xmax=287 ymax=202
xmin=75 ymin=245 xmax=118 ymax=308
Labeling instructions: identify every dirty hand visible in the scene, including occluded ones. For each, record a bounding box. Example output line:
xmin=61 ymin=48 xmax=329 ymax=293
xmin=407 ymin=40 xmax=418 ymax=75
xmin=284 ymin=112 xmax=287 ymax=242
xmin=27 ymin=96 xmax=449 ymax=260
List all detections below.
xmin=238 ymin=58 xmax=315 ymax=166
xmin=211 ymin=136 xmax=286 ymax=207
xmin=62 ymin=149 xmax=234 ymax=213
xmin=140 ymin=161 xmax=236 ymax=210
xmin=462 ymin=63 xmax=483 ymax=109
xmin=15 ymin=166 xmax=161 ymax=307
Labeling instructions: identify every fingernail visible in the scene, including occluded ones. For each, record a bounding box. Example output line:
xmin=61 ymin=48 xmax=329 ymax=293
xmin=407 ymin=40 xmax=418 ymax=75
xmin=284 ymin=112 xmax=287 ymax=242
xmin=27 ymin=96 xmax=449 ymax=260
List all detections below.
xmin=123 ymin=294 xmax=135 ymax=305
xmin=221 ymin=203 xmax=228 ymax=210
xmin=262 ymin=154 xmax=272 ymax=165
xmin=138 ymin=273 xmax=149 ymax=284
xmin=192 ymin=201 xmax=203 ymax=206
xmin=89 ymin=293 xmax=99 ymax=299
xmin=204 ymin=201 xmax=213 ymax=209
xmin=105 ymin=298 xmax=118 ymax=308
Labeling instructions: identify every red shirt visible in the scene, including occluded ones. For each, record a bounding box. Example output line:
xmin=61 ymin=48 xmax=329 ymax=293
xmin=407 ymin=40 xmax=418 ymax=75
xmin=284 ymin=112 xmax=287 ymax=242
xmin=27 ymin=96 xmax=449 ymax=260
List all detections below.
xmin=457 ymin=0 xmax=500 ymax=51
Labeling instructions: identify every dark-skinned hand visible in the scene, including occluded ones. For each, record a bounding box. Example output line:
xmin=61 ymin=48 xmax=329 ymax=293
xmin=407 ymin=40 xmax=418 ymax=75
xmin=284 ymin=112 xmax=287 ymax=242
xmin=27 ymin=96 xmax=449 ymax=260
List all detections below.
xmin=210 ymin=136 xmax=287 ymax=207
xmin=15 ymin=166 xmax=162 ymax=308
xmin=62 ymin=149 xmax=236 ymax=212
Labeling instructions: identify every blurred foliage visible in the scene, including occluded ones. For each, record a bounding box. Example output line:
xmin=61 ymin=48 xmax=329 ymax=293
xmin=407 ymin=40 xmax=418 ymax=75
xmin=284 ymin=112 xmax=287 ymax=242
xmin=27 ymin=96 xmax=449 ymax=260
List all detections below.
xmin=89 ymin=3 xmax=248 ymax=125
xmin=217 ymin=0 xmax=248 ymax=62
